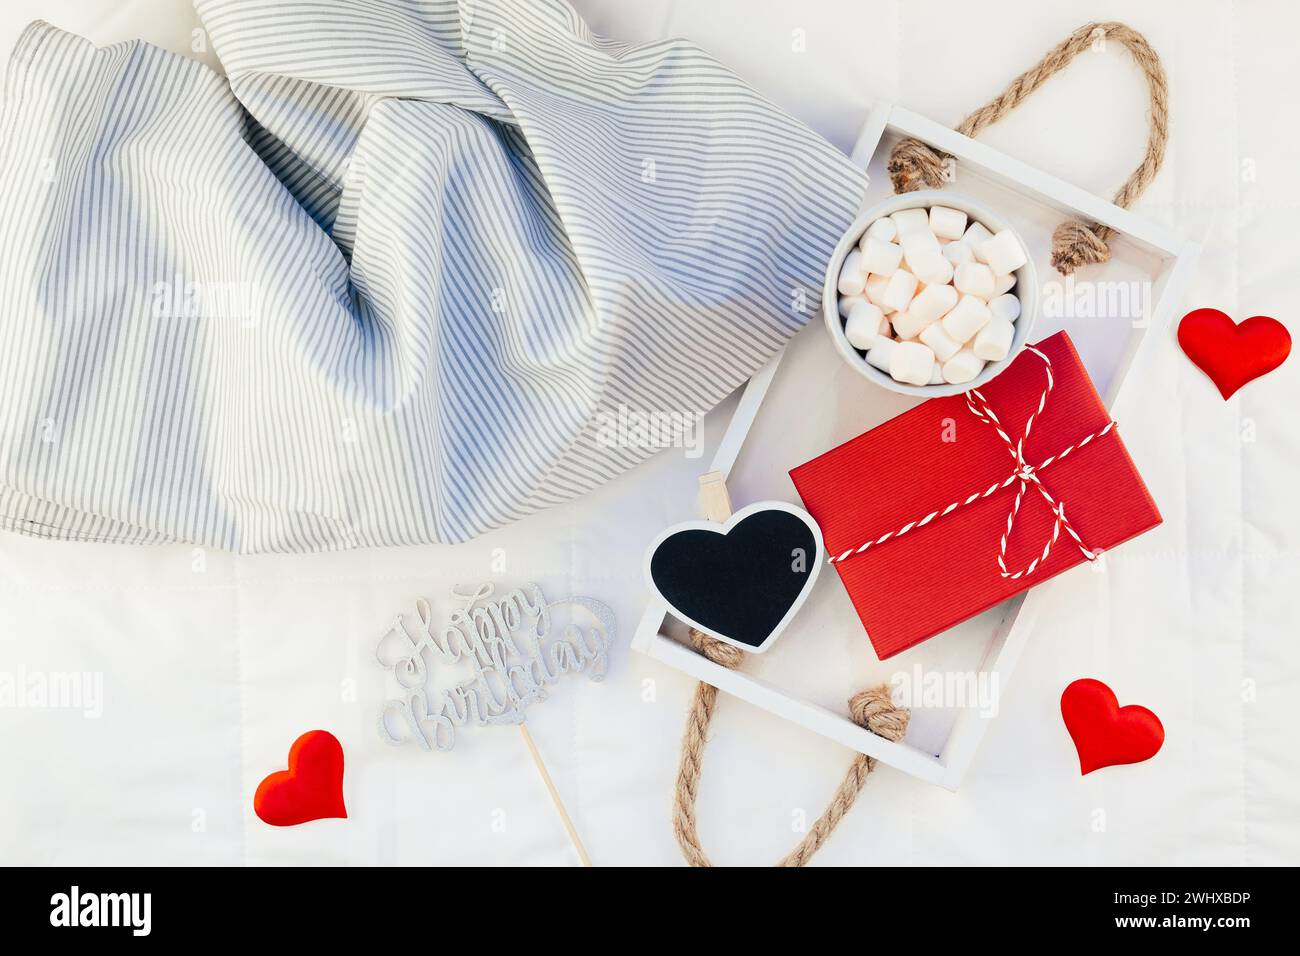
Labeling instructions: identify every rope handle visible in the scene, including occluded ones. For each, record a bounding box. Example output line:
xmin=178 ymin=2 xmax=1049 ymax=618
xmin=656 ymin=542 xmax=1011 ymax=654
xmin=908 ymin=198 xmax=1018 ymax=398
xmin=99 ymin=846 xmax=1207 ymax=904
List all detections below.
xmin=672 ymin=630 xmax=908 ymax=867
xmin=887 ymin=21 xmax=1168 ymax=275
xmin=671 ymin=475 xmax=910 ymax=867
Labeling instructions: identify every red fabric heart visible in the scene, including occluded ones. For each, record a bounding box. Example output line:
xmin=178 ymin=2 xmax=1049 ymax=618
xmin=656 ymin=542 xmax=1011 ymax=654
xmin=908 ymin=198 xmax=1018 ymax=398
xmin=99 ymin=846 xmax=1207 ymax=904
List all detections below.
xmin=1060 ymin=679 xmax=1164 ymax=775
xmin=254 ymin=730 xmax=347 ymax=826
xmin=1177 ymin=308 xmax=1290 ymax=399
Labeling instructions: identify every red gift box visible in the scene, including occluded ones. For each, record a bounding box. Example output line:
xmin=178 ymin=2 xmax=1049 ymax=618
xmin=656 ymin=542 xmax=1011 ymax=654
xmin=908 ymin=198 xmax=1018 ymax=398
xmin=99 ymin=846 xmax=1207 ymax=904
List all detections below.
xmin=789 ymin=331 xmax=1161 ymax=660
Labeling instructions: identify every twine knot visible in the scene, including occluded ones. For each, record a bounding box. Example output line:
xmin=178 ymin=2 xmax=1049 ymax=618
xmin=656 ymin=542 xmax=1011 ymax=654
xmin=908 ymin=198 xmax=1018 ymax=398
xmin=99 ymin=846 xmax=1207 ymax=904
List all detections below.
xmin=1050 ymin=220 xmax=1112 ymax=275
xmin=887 ymin=137 xmax=948 ymax=194
xmin=966 ymin=347 xmax=1104 ymax=579
xmin=848 ymin=684 xmax=910 ymax=742
xmin=689 ymin=630 xmax=745 ymax=669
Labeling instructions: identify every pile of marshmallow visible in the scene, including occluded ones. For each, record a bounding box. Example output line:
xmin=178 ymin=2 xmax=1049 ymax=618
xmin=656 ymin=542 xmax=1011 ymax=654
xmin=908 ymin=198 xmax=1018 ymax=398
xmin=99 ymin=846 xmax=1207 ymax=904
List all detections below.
xmin=837 ymin=204 xmax=1027 ymax=387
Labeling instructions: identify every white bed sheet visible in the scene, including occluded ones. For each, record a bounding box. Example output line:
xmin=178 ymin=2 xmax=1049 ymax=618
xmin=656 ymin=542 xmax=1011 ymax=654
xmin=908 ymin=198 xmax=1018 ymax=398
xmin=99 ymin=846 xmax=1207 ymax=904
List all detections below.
xmin=1 ymin=0 xmax=1297 ymax=866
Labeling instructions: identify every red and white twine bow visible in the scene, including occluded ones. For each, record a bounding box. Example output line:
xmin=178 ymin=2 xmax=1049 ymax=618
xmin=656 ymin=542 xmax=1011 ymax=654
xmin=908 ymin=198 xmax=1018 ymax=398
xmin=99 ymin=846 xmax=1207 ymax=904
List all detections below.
xmin=829 ymin=346 xmax=1114 ymax=579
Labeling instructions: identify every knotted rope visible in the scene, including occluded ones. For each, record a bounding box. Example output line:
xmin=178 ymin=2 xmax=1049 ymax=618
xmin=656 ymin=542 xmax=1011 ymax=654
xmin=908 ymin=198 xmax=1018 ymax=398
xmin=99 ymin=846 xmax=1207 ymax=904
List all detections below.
xmin=672 ymin=629 xmax=909 ymax=867
xmin=829 ymin=346 xmax=1110 ymax=579
xmin=887 ymin=21 xmax=1168 ymax=275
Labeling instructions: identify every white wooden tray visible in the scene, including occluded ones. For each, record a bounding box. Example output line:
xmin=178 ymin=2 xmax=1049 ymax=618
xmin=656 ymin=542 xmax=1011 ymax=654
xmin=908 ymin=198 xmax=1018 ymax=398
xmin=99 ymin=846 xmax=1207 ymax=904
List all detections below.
xmin=632 ymin=103 xmax=1199 ymax=790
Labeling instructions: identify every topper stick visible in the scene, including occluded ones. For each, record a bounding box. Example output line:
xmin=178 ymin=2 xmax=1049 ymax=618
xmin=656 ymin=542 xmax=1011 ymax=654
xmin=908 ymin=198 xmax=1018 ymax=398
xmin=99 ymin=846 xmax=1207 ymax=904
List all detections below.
xmin=518 ymin=724 xmax=593 ymax=867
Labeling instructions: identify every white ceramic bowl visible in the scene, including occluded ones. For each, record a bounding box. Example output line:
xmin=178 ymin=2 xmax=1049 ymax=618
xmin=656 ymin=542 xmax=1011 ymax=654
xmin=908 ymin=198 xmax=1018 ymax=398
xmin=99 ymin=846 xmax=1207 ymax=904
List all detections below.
xmin=822 ymin=190 xmax=1038 ymax=397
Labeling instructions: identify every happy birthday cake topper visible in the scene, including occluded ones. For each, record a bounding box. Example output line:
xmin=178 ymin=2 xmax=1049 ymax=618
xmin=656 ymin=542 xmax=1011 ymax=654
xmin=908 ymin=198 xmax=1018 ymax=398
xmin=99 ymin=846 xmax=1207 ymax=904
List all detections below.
xmin=377 ymin=582 xmax=616 ymax=752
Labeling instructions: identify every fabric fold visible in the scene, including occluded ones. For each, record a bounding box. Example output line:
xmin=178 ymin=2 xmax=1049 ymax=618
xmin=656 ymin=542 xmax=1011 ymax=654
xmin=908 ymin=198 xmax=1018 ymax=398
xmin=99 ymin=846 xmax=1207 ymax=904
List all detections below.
xmin=0 ymin=0 xmax=864 ymax=552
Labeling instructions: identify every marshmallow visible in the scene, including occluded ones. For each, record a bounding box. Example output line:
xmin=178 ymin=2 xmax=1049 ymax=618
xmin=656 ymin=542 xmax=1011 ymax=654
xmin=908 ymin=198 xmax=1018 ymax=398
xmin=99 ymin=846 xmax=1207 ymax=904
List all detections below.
xmin=953 ymin=261 xmax=995 ymax=300
xmin=979 ymin=230 xmax=1027 ymax=276
xmin=837 ymin=294 xmax=868 ymax=318
xmin=889 ymin=340 xmax=936 ymax=386
xmin=890 ymin=207 xmax=930 ymax=235
xmin=908 ymin=283 xmax=958 ymax=327
xmin=865 ymin=273 xmax=894 ymax=312
xmin=941 ymin=294 xmax=992 ymax=343
xmin=891 ymin=309 xmax=936 ymax=341
xmin=838 ymin=250 xmax=866 ymax=296
xmin=963 ymin=222 xmax=994 ymax=262
xmin=909 ymin=251 xmax=954 ymax=287
xmin=845 ymin=301 xmax=888 ymax=349
xmin=889 ymin=310 xmax=915 ymax=339
xmin=942 ymin=348 xmax=986 ymax=385
xmin=919 ymin=320 xmax=963 ymax=362
xmin=860 ymin=237 xmax=904 ymax=277
xmin=881 ymin=269 xmax=919 ymax=313
xmin=864 ymin=336 xmax=899 ymax=373
xmin=991 ymin=273 xmax=1017 ymax=297
xmin=928 ymin=362 xmax=945 ymax=385
xmin=973 ymin=316 xmax=1015 ymax=362
xmin=929 ymin=205 xmax=968 ymax=241
xmin=942 ymin=241 xmax=975 ymax=265
xmin=901 ymin=228 xmax=942 ymax=261
xmin=865 ymin=217 xmax=898 ymax=243
xmin=989 ymin=292 xmax=1021 ymax=323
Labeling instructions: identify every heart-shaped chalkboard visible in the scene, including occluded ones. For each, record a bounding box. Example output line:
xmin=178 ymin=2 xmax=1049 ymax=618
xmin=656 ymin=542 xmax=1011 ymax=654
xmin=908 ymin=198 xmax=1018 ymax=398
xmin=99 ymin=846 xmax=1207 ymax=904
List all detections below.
xmin=644 ymin=501 xmax=823 ymax=653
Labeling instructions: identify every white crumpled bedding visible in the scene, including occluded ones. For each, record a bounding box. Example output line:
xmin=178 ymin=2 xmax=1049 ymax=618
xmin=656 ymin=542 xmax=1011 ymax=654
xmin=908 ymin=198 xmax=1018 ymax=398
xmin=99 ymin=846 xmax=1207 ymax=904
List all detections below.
xmin=1 ymin=0 xmax=1297 ymax=865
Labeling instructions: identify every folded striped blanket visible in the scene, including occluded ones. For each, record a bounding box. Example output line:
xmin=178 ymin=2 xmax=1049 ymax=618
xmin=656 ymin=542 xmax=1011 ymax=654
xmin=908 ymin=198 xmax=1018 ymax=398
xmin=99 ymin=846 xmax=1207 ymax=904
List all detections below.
xmin=0 ymin=0 xmax=863 ymax=552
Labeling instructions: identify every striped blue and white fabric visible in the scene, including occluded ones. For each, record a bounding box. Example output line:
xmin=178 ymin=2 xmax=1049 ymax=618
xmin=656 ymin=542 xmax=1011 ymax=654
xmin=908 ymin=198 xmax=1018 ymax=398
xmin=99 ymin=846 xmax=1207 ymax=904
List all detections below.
xmin=0 ymin=0 xmax=864 ymax=552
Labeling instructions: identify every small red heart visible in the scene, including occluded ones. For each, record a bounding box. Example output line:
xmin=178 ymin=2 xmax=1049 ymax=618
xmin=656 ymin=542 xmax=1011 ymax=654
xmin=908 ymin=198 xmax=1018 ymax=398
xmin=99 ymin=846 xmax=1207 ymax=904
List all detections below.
xmin=254 ymin=730 xmax=347 ymax=826
xmin=1060 ymin=679 xmax=1164 ymax=775
xmin=1177 ymin=308 xmax=1290 ymax=399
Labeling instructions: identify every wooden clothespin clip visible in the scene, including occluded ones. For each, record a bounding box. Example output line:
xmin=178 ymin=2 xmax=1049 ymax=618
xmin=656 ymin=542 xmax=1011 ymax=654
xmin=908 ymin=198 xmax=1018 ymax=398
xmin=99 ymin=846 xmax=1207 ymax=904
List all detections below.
xmin=697 ymin=470 xmax=733 ymax=522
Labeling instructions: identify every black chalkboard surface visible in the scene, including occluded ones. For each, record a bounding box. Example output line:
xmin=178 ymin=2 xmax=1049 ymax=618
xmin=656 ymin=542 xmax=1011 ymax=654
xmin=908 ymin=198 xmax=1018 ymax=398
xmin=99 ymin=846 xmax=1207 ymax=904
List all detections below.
xmin=647 ymin=503 xmax=823 ymax=652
